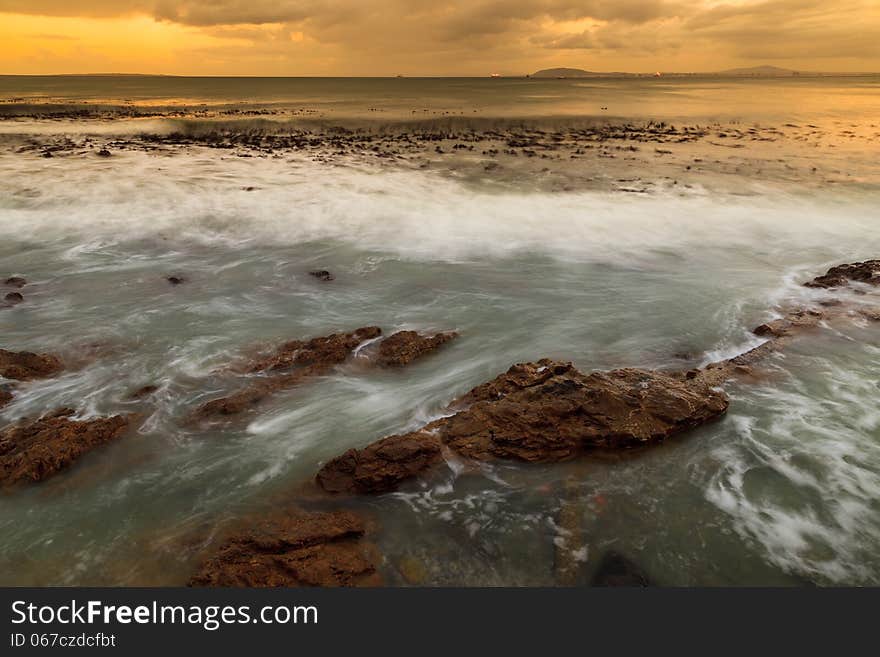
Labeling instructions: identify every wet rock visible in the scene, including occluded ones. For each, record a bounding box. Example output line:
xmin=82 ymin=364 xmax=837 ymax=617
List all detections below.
xmin=753 ymin=308 xmax=824 ymax=338
xmin=4 ymin=292 xmax=23 ymax=304
xmin=309 ymin=270 xmax=335 ymax=282
xmin=590 ymin=551 xmax=654 ymax=587
xmin=317 ymin=432 xmax=445 ymax=495
xmin=859 ymin=307 xmax=880 ymax=322
xmin=96 ymin=149 xmax=112 ymax=157
xmin=166 ymin=275 xmax=186 ymax=285
xmin=243 ymin=326 xmax=381 ymax=374
xmin=193 ymin=327 xmax=382 ymax=420
xmin=188 ymin=509 xmax=380 ymax=587
xmin=397 ymin=555 xmax=430 ymax=585
xmin=374 ymin=330 xmax=458 ymax=367
xmin=127 ymin=384 xmax=159 ymax=400
xmin=804 ymin=260 xmax=880 ymax=289
xmin=0 ymin=409 xmax=131 ymax=487
xmin=0 ymin=385 xmax=13 ymax=409
xmin=0 ymin=349 xmax=63 ymax=381
xmin=317 ymin=359 xmax=728 ymax=494
xmin=4 ymin=277 xmax=26 ymax=288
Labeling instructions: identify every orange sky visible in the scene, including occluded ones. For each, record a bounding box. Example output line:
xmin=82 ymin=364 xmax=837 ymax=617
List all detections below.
xmin=1 ymin=1 xmax=878 ymax=75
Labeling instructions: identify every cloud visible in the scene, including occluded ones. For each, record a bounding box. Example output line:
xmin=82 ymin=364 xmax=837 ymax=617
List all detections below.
xmin=1 ymin=0 xmax=878 ymax=73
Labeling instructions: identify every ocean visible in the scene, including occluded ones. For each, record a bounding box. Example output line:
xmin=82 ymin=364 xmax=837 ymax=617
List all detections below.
xmin=0 ymin=76 xmax=879 ymax=585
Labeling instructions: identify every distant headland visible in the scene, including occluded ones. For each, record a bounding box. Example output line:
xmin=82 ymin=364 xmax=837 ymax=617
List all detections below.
xmin=528 ymin=65 xmax=863 ymax=78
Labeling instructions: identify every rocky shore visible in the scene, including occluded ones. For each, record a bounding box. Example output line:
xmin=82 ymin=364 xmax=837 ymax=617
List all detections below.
xmin=2 ymin=260 xmax=878 ymax=584
xmin=2 ymin=114 xmax=871 ymax=194
xmin=187 ymin=261 xmax=880 ymax=586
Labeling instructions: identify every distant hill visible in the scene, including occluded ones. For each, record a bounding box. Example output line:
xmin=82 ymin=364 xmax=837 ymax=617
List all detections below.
xmin=531 ymin=68 xmax=630 ymax=78
xmin=716 ymin=65 xmax=801 ymax=76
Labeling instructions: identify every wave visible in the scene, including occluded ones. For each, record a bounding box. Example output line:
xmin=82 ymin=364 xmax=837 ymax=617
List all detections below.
xmin=1 ymin=149 xmax=878 ymax=266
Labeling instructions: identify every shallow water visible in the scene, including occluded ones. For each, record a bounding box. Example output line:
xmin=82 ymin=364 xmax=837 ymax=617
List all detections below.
xmin=1 ymin=78 xmax=879 ymax=586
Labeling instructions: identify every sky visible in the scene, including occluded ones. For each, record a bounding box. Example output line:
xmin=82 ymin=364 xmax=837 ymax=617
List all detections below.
xmin=1 ymin=0 xmax=878 ymax=76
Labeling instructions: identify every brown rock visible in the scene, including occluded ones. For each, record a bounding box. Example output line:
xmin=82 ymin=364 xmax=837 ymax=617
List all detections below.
xmin=0 ymin=385 xmax=13 ymax=409
xmin=166 ymin=275 xmax=186 ymax=285
xmin=317 ymin=359 xmax=728 ymax=494
xmin=188 ymin=509 xmax=380 ymax=587
xmin=752 ymin=308 xmax=824 ymax=339
xmin=858 ymin=307 xmax=880 ymax=322
xmin=804 ymin=260 xmax=880 ymax=289
xmin=0 ymin=349 xmax=64 ymax=381
xmin=193 ymin=327 xmax=382 ymax=420
xmin=243 ymin=326 xmax=381 ymax=374
xmin=4 ymin=277 xmax=26 ymax=288
xmin=374 ymin=330 xmax=458 ymax=367
xmin=4 ymin=292 xmax=23 ymax=304
xmin=753 ymin=320 xmax=790 ymax=338
xmin=316 ymin=432 xmax=445 ymax=494
xmin=0 ymin=409 xmax=131 ymax=487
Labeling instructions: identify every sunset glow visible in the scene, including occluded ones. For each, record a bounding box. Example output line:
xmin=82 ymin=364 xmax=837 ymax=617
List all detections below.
xmin=1 ymin=1 xmax=878 ymax=76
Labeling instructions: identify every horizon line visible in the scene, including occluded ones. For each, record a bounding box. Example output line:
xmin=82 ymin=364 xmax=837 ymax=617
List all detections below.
xmin=2 ymin=71 xmax=879 ymax=78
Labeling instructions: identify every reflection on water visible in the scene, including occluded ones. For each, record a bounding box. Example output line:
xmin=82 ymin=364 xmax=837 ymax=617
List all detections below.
xmin=2 ymin=75 xmax=880 ymax=123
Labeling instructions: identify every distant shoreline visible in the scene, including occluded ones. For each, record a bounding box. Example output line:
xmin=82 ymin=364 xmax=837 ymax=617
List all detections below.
xmin=0 ymin=72 xmax=878 ymax=79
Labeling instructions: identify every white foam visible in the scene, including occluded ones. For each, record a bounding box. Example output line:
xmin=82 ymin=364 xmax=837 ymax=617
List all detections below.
xmin=1 ymin=148 xmax=878 ymax=265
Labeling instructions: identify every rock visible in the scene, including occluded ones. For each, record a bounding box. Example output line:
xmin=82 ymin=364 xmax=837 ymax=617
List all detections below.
xmin=4 ymin=277 xmax=26 ymax=288
xmin=243 ymin=326 xmax=382 ymax=374
xmin=0 ymin=385 xmax=13 ymax=409
xmin=316 ymin=359 xmax=729 ymax=494
xmin=590 ymin=551 xmax=654 ymax=587
xmin=193 ymin=327 xmax=382 ymax=420
xmin=858 ymin=307 xmax=880 ymax=322
xmin=804 ymin=260 xmax=880 ymax=289
xmin=374 ymin=330 xmax=458 ymax=367
xmin=0 ymin=349 xmax=63 ymax=381
xmin=753 ymin=308 xmax=824 ymax=338
xmin=127 ymin=384 xmax=159 ymax=400
xmin=309 ymin=270 xmax=335 ymax=282
xmin=188 ymin=509 xmax=380 ymax=587
xmin=96 ymin=149 xmax=112 ymax=157
xmin=4 ymin=292 xmax=23 ymax=304
xmin=397 ymin=555 xmax=430 ymax=585
xmin=316 ymin=432 xmax=445 ymax=495
xmin=166 ymin=275 xmax=185 ymax=285
xmin=0 ymin=409 xmax=131 ymax=487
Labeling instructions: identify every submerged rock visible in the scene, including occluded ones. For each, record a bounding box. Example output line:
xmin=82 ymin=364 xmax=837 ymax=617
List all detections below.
xmin=804 ymin=260 xmax=880 ymax=289
xmin=590 ymin=551 xmax=654 ymax=587
xmin=0 ymin=409 xmax=131 ymax=487
xmin=4 ymin=277 xmax=26 ymax=288
xmin=374 ymin=330 xmax=458 ymax=367
xmin=309 ymin=270 xmax=335 ymax=282
xmin=166 ymin=275 xmax=186 ymax=286
xmin=3 ymin=292 xmax=23 ymax=305
xmin=193 ymin=327 xmax=382 ymax=420
xmin=127 ymin=384 xmax=159 ymax=400
xmin=0 ymin=349 xmax=64 ymax=381
xmin=317 ymin=359 xmax=729 ymax=494
xmin=188 ymin=509 xmax=380 ymax=587
xmin=0 ymin=385 xmax=13 ymax=409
